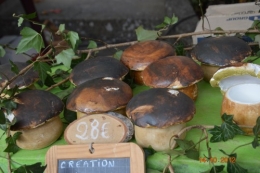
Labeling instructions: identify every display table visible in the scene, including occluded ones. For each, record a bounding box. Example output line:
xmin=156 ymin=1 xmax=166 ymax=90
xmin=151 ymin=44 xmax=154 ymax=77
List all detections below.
xmin=0 ymin=80 xmax=260 ymax=173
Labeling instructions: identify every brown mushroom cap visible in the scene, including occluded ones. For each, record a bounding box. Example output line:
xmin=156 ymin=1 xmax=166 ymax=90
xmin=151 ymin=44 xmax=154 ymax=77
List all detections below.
xmin=191 ymin=36 xmax=252 ymax=66
xmin=126 ymin=88 xmax=195 ymax=128
xmin=0 ymin=62 xmax=39 ymax=89
xmin=120 ymin=40 xmax=176 ymax=71
xmin=69 ymin=56 xmax=129 ymax=86
xmin=66 ymin=77 xmax=133 ymax=114
xmin=142 ymin=56 xmax=204 ymax=88
xmin=10 ymin=89 xmax=64 ymax=131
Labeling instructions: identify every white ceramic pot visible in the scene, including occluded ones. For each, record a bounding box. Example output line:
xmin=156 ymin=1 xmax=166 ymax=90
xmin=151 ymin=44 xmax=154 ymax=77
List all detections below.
xmin=221 ymin=83 xmax=260 ymax=134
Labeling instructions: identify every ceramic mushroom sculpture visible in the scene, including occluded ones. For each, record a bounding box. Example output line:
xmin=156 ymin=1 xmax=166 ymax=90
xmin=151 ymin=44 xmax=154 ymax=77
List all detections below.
xmin=126 ymin=88 xmax=195 ymax=151
xmin=191 ymin=36 xmax=252 ymax=82
xmin=66 ymin=77 xmax=133 ymax=118
xmin=9 ymin=89 xmax=64 ymax=150
xmin=120 ymin=40 xmax=176 ymax=85
xmin=142 ymin=56 xmax=204 ymax=100
xmin=69 ymin=56 xmax=129 ymax=86
xmin=0 ymin=62 xmax=39 ymax=90
xmin=210 ymin=62 xmax=260 ymax=94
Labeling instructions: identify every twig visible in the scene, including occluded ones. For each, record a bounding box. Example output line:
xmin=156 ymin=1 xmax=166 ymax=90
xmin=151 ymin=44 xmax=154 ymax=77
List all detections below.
xmin=45 ymin=76 xmax=70 ymax=91
xmin=77 ymin=29 xmax=260 ymax=54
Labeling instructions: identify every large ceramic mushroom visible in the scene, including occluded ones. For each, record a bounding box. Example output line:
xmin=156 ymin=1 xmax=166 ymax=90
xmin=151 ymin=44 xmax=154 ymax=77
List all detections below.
xmin=191 ymin=36 xmax=252 ymax=82
xmin=0 ymin=62 xmax=39 ymax=90
xmin=69 ymin=56 xmax=129 ymax=86
xmin=126 ymin=88 xmax=195 ymax=151
xmin=66 ymin=77 xmax=133 ymax=118
xmin=120 ymin=40 xmax=176 ymax=85
xmin=10 ymin=89 xmax=64 ymax=150
xmin=142 ymin=56 xmax=204 ymax=100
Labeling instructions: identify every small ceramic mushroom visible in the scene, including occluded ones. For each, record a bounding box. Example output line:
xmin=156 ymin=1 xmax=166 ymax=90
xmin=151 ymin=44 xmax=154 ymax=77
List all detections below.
xmin=66 ymin=77 xmax=133 ymax=118
xmin=0 ymin=62 xmax=39 ymax=90
xmin=126 ymin=88 xmax=195 ymax=151
xmin=69 ymin=56 xmax=129 ymax=86
xmin=142 ymin=56 xmax=204 ymax=100
xmin=210 ymin=62 xmax=260 ymax=94
xmin=120 ymin=40 xmax=176 ymax=85
xmin=10 ymin=89 xmax=64 ymax=150
xmin=191 ymin=36 xmax=252 ymax=82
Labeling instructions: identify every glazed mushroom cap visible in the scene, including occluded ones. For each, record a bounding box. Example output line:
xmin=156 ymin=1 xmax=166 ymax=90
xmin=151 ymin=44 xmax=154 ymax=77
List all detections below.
xmin=126 ymin=88 xmax=195 ymax=128
xmin=0 ymin=62 xmax=39 ymax=89
xmin=191 ymin=36 xmax=252 ymax=66
xmin=210 ymin=62 xmax=260 ymax=94
xmin=120 ymin=40 xmax=176 ymax=71
xmin=10 ymin=90 xmax=64 ymax=131
xmin=142 ymin=56 xmax=204 ymax=88
xmin=69 ymin=56 xmax=129 ymax=86
xmin=66 ymin=77 xmax=133 ymax=115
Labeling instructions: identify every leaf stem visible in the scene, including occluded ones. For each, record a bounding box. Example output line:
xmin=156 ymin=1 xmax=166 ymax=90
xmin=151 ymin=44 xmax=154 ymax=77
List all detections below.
xmin=230 ymin=141 xmax=253 ymax=154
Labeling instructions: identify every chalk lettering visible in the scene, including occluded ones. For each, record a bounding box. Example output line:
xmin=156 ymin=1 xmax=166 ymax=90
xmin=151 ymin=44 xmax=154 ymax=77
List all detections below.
xmin=90 ymin=119 xmax=99 ymax=139
xmin=69 ymin=161 xmax=74 ymax=168
xmin=101 ymin=122 xmax=110 ymax=138
xmin=76 ymin=122 xmax=88 ymax=140
xmin=102 ymin=160 xmax=107 ymax=167
xmin=76 ymin=160 xmax=82 ymax=168
xmin=83 ymin=161 xmax=88 ymax=167
xmin=60 ymin=161 xmax=66 ymax=169
xmin=89 ymin=160 xmax=98 ymax=167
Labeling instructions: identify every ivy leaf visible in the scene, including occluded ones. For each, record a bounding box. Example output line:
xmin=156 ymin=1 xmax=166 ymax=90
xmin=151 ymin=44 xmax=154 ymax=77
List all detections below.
xmin=67 ymin=31 xmax=80 ymax=50
xmin=0 ymin=110 xmax=5 ymax=124
xmin=114 ymin=50 xmax=123 ymax=60
xmin=208 ymin=114 xmax=244 ymax=142
xmin=55 ymin=48 xmax=75 ymax=68
xmin=18 ymin=17 xmax=24 ymax=27
xmin=208 ymin=126 xmax=223 ymax=142
xmin=135 ymin=26 xmax=160 ymax=41
xmin=87 ymin=40 xmax=97 ymax=49
xmin=175 ymin=139 xmax=199 ymax=160
xmin=4 ymin=132 xmax=21 ymax=154
xmin=9 ymin=60 xmax=19 ymax=74
xmin=155 ymin=14 xmax=178 ymax=29
xmin=254 ymin=35 xmax=260 ymax=48
xmin=13 ymin=163 xmax=46 ymax=173
xmin=57 ymin=24 xmax=65 ymax=35
xmin=252 ymin=116 xmax=260 ymax=148
xmin=0 ymin=46 xmax=6 ymax=57
xmin=17 ymin=13 xmax=36 ymax=27
xmin=33 ymin=61 xmax=51 ymax=84
xmin=16 ymin=27 xmax=45 ymax=53
xmin=210 ymin=165 xmax=225 ymax=173
xmin=227 ymin=153 xmax=248 ymax=173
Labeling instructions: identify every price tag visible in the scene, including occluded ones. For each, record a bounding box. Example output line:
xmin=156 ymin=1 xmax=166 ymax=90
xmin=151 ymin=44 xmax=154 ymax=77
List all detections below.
xmin=45 ymin=143 xmax=145 ymax=173
xmin=64 ymin=112 xmax=134 ymax=144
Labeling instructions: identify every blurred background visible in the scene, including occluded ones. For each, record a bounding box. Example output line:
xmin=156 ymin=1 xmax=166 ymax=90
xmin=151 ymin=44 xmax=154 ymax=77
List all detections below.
xmin=0 ymin=0 xmax=257 ymax=63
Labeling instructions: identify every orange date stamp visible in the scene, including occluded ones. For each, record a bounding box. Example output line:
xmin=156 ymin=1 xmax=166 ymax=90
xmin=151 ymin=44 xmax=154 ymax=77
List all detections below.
xmin=199 ymin=157 xmax=236 ymax=163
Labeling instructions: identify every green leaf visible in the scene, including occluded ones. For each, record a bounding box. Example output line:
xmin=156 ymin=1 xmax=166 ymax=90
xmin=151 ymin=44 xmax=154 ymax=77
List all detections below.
xmin=185 ymin=148 xmax=199 ymax=160
xmin=155 ymin=14 xmax=178 ymax=29
xmin=208 ymin=114 xmax=244 ymax=142
xmin=175 ymin=139 xmax=194 ymax=150
xmin=9 ymin=60 xmax=19 ymax=74
xmin=208 ymin=126 xmax=223 ymax=142
xmin=0 ymin=46 xmax=6 ymax=57
xmin=252 ymin=116 xmax=260 ymax=148
xmin=67 ymin=31 xmax=80 ymax=50
xmin=163 ymin=16 xmax=172 ymax=25
xmin=33 ymin=61 xmax=51 ymax=84
xmin=135 ymin=26 xmax=160 ymax=41
xmin=87 ymin=40 xmax=97 ymax=49
xmin=254 ymin=35 xmax=260 ymax=48
xmin=227 ymin=153 xmax=248 ymax=173
xmin=58 ymin=24 xmax=65 ymax=34
xmin=14 ymin=163 xmax=46 ymax=173
xmin=0 ymin=110 xmax=5 ymax=124
xmin=16 ymin=27 xmax=45 ymax=53
xmin=114 ymin=50 xmax=123 ymax=60
xmin=4 ymin=132 xmax=21 ymax=154
xmin=55 ymin=48 xmax=75 ymax=68
xmin=21 ymin=12 xmax=36 ymax=20
xmin=18 ymin=17 xmax=24 ymax=27
xmin=210 ymin=165 xmax=225 ymax=173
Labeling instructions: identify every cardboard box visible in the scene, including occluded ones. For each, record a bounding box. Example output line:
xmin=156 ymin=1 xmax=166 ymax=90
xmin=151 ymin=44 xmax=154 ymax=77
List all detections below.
xmin=192 ymin=2 xmax=260 ymax=45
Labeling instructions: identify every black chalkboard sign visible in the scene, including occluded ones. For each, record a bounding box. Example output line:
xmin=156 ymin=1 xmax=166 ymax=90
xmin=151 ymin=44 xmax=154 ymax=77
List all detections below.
xmin=58 ymin=158 xmax=130 ymax=173
xmin=45 ymin=143 xmax=145 ymax=173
